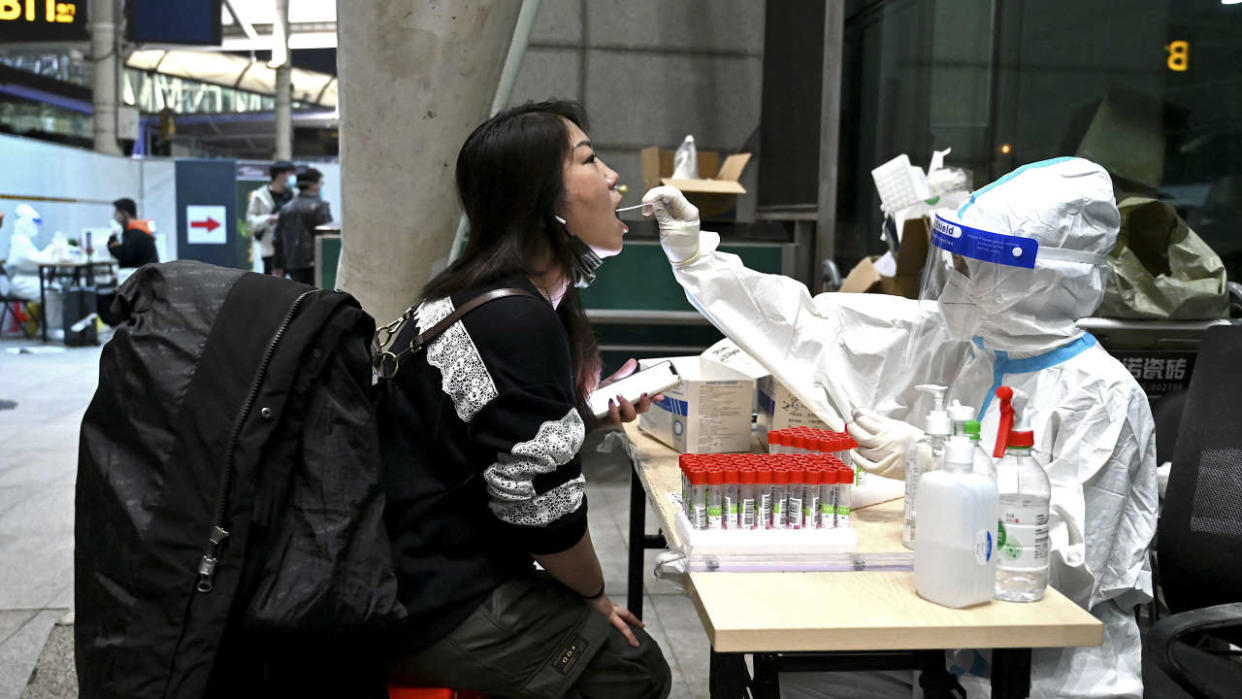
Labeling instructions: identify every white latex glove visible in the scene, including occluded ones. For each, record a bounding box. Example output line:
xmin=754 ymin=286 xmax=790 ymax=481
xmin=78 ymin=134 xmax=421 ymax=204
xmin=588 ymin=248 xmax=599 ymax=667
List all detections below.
xmin=642 ymin=186 xmax=701 ymax=265
xmin=848 ymin=408 xmax=923 ymax=480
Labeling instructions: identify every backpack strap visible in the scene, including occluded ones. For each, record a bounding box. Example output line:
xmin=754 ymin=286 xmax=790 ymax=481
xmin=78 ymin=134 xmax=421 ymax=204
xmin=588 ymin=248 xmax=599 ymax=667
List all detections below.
xmin=374 ymin=287 xmax=542 ymax=380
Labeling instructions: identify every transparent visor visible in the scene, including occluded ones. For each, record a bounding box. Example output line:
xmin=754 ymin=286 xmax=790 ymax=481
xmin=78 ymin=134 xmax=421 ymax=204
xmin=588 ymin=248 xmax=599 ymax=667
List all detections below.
xmin=910 ymin=212 xmax=1109 ymax=350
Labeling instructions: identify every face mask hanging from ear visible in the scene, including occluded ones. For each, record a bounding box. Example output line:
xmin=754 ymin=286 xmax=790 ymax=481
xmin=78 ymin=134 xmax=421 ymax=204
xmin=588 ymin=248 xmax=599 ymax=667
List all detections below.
xmin=554 ymin=215 xmax=603 ymax=289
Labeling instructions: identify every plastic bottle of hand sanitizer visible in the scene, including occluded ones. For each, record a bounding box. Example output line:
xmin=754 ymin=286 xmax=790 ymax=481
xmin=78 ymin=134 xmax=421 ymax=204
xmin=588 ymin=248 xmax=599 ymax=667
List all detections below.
xmin=903 ymin=385 xmax=950 ymax=550
xmin=914 ymin=435 xmax=999 ymax=608
xmin=994 ymin=414 xmax=1051 ymax=602
xmin=948 ymin=401 xmax=995 ymax=481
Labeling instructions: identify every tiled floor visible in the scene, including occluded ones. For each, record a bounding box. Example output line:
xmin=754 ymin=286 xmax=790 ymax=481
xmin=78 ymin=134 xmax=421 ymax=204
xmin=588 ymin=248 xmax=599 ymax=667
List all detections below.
xmin=0 ymin=335 xmax=713 ymax=698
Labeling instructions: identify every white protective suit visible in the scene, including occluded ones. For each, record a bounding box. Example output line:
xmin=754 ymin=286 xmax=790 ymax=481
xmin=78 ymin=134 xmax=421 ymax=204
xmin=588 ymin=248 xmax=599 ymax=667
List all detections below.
xmin=2 ymin=204 xmax=49 ymax=299
xmin=648 ymin=157 xmax=1158 ymax=698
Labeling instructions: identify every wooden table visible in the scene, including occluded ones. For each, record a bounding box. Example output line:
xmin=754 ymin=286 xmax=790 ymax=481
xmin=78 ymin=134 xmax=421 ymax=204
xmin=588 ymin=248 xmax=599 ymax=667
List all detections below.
xmin=619 ymin=422 xmax=1103 ymax=698
xmin=37 ymin=261 xmax=115 ymax=342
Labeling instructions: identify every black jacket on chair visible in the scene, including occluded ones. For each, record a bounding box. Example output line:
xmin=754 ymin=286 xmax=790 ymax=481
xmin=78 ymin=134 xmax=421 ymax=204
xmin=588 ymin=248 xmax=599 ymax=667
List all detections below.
xmin=76 ymin=261 xmax=402 ymax=698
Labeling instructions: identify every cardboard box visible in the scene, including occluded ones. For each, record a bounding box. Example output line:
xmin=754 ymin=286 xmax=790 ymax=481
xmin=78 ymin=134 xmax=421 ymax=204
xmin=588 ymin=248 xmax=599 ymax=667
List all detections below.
xmin=638 ymin=356 xmax=755 ymax=453
xmin=701 ymin=339 xmax=829 ymax=434
xmin=641 ymin=146 xmax=751 ymax=220
xmin=840 ymin=216 xmax=930 ymax=299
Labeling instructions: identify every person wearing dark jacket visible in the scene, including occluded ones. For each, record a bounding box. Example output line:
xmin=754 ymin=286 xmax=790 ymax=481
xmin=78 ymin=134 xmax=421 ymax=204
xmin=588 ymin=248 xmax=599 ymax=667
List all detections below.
xmin=273 ymin=168 xmax=332 ymax=284
xmin=108 ymin=197 xmax=158 ymax=268
xmin=382 ymin=101 xmax=671 ymax=698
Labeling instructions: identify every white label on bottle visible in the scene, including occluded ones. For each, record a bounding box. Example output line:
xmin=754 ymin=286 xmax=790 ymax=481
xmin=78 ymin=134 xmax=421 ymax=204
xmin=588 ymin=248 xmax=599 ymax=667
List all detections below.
xmin=805 ymin=495 xmax=820 ymax=528
xmin=788 ymin=496 xmax=803 ymax=528
xmin=975 ymin=529 xmax=993 ymax=564
xmin=759 ymin=493 xmax=772 ymax=529
xmin=998 ymin=505 xmax=1049 ymax=569
xmin=693 ymin=504 xmax=706 ymax=530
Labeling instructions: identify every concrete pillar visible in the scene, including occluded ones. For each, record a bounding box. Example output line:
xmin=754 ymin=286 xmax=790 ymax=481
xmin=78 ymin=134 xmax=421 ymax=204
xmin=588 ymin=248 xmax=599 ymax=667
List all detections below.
xmin=272 ymin=0 xmax=293 ymax=160
xmin=335 ymin=0 xmax=522 ymax=323
xmin=91 ymin=0 xmax=121 ymax=155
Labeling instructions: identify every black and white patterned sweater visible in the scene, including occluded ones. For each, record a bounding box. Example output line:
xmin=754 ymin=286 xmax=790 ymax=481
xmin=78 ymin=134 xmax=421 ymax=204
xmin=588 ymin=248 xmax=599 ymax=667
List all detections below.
xmin=379 ymin=275 xmax=589 ymax=651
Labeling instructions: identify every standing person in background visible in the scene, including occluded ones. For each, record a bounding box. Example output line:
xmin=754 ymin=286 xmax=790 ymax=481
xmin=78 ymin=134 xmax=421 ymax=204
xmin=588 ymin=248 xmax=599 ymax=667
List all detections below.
xmin=108 ymin=198 xmax=159 ymax=274
xmin=273 ymin=168 xmax=332 ymax=285
xmin=246 ymin=161 xmax=296 ymax=274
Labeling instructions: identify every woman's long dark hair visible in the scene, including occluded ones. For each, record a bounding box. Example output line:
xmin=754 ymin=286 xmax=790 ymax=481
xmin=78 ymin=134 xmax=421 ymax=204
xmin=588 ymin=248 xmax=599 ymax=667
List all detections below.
xmin=422 ymin=100 xmax=602 ymax=400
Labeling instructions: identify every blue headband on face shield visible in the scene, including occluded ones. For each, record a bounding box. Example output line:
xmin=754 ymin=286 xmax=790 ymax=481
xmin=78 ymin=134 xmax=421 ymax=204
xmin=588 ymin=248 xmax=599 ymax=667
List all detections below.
xmin=932 ymin=214 xmax=1038 ymax=269
xmin=932 ymin=213 xmax=1109 ymax=269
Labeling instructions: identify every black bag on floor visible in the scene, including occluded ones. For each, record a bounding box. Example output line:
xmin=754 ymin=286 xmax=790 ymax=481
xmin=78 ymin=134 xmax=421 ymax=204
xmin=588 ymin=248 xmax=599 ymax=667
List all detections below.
xmin=76 ymin=261 xmax=404 ymax=699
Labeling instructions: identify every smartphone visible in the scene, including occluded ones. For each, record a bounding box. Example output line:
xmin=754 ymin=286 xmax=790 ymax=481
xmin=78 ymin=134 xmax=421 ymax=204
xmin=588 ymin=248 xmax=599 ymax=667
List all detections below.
xmin=588 ymin=361 xmax=681 ymax=419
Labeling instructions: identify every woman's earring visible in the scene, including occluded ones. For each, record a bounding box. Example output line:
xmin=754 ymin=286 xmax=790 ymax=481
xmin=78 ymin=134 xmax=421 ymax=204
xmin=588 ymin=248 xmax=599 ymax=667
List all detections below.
xmin=553 ymin=215 xmax=567 ymax=226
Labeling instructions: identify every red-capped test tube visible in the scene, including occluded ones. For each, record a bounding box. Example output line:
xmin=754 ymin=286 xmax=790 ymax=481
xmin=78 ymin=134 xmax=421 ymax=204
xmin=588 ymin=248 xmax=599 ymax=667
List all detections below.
xmin=771 ymin=466 xmax=790 ymax=529
xmin=803 ymin=463 xmax=823 ymax=528
xmin=739 ymin=466 xmax=756 ymax=530
xmin=836 ymin=464 xmax=854 ymax=527
xmin=755 ymin=462 xmax=773 ymax=529
xmin=706 ymin=467 xmax=724 ymax=530
xmin=688 ymin=465 xmax=708 ymax=530
xmin=679 ymin=454 xmax=691 ymax=519
xmin=779 ymin=430 xmax=795 ymax=456
xmin=820 ymin=465 xmax=838 ymax=528
xmin=787 ymin=463 xmax=806 ymax=529
xmin=767 ymin=430 xmax=780 ymax=455
xmin=723 ymin=464 xmax=740 ymax=529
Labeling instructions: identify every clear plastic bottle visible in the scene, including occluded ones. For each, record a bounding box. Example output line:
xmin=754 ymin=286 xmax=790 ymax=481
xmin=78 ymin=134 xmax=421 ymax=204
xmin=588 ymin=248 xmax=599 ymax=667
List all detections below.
xmin=961 ymin=420 xmax=997 ymax=481
xmin=994 ymin=419 xmax=1050 ymax=602
xmin=948 ymin=402 xmax=996 ymax=481
xmin=903 ymin=385 xmax=951 ymax=549
xmin=914 ymin=436 xmax=999 ymax=608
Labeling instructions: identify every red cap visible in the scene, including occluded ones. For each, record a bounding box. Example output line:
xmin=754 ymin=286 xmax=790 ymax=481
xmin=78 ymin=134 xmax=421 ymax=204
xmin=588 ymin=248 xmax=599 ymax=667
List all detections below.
xmin=772 ymin=468 xmax=789 ymax=485
xmin=755 ymin=467 xmax=772 ymax=484
xmin=768 ymin=431 xmax=780 ymax=445
xmin=739 ymin=468 xmax=756 ymax=485
xmin=1007 ymin=430 xmax=1034 ymax=448
xmin=707 ymin=470 xmax=723 ymax=485
xmin=788 ymin=465 xmax=804 ymax=484
xmin=804 ymin=468 xmax=822 ymax=486
xmin=838 ymin=465 xmax=854 ymax=485
xmin=839 ymin=433 xmax=858 ymax=450
xmin=724 ymin=467 xmax=740 ymax=484
xmin=821 ymin=467 xmax=838 ymax=485
xmin=780 ymin=432 xmax=794 ymax=448
xmin=689 ymin=468 xmax=708 ymax=485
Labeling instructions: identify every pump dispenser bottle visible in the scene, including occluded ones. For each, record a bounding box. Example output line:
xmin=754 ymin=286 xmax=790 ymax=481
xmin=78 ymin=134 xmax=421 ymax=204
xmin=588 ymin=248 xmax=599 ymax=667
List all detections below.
xmin=914 ymin=435 xmax=999 ymax=608
xmin=903 ymin=385 xmax=950 ymax=549
xmin=949 ymin=401 xmax=995 ymax=481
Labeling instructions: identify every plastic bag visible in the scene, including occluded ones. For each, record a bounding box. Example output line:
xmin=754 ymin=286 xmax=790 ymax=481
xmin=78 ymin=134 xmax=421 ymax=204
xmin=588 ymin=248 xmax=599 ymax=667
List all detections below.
xmin=672 ymin=134 xmax=699 ymax=179
xmin=1096 ymin=197 xmax=1228 ymax=320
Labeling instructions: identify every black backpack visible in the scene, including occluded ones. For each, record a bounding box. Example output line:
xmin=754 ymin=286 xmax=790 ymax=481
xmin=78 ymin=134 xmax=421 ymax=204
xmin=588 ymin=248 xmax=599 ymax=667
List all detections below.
xmin=76 ymin=261 xmax=536 ymax=698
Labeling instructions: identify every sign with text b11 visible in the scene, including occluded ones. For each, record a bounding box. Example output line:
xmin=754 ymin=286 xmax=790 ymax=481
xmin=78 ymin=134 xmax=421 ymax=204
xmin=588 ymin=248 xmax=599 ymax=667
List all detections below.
xmin=0 ymin=0 xmax=88 ymax=42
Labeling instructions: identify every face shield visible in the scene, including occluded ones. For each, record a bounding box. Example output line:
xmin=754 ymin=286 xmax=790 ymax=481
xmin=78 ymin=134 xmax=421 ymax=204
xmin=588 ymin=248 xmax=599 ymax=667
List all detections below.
xmin=911 ymin=209 xmax=1112 ymax=356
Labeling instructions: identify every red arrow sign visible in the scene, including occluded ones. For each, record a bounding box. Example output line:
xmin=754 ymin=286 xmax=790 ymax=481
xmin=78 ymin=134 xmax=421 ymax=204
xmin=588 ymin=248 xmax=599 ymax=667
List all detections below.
xmin=191 ymin=217 xmax=221 ymax=233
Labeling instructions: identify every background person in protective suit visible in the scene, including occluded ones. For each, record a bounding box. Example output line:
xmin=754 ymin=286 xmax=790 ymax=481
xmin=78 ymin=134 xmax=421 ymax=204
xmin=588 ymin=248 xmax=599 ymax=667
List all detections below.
xmin=642 ymin=157 xmax=1157 ymax=698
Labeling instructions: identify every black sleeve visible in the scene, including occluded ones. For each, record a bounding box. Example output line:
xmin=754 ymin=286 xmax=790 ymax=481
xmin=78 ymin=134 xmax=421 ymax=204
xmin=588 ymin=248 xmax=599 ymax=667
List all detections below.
xmin=314 ymin=201 xmax=333 ymax=229
xmin=109 ymin=229 xmax=156 ymax=267
xmin=455 ymin=296 xmax=588 ymax=554
xmin=272 ymin=212 xmax=286 ymax=268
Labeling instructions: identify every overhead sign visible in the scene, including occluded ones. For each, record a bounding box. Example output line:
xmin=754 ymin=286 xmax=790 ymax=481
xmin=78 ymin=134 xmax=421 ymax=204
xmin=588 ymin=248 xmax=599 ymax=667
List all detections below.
xmin=0 ymin=0 xmax=88 ymax=42
xmin=186 ymin=205 xmax=226 ymax=244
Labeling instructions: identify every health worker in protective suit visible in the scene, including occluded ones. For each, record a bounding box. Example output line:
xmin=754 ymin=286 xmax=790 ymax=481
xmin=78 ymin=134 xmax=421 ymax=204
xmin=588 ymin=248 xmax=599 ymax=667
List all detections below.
xmin=642 ymin=157 xmax=1157 ymax=698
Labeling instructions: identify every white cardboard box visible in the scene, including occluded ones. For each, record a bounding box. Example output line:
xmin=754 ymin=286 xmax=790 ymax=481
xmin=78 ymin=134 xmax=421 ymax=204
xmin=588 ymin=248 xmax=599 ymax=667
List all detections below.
xmin=701 ymin=339 xmax=830 ymax=434
xmin=637 ymin=356 xmax=754 ymax=453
